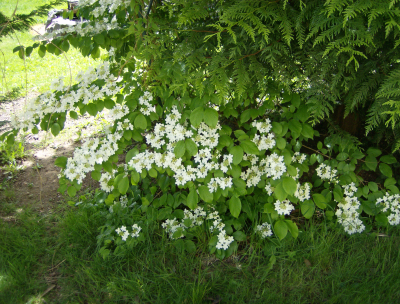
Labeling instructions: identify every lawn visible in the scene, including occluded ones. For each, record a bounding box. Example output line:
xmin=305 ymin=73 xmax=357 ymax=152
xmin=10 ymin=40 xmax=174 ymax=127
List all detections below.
xmin=0 ymin=0 xmax=96 ymax=97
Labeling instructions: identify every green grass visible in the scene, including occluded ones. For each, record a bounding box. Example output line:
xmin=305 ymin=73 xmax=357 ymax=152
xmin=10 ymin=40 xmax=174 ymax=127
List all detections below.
xmin=0 ymin=0 xmax=97 ymax=97
xmin=1 ymin=198 xmax=400 ymax=304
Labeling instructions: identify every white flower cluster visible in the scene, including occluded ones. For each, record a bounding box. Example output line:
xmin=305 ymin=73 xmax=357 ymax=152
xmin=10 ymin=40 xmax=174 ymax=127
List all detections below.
xmin=251 ymin=119 xmax=275 ymax=151
xmin=376 ymin=193 xmax=400 ymax=225
xmin=115 ymin=224 xmax=142 ymax=241
xmin=335 ymin=182 xmax=365 ymax=234
xmin=255 ymin=222 xmax=273 ymax=239
xmin=274 ymin=199 xmax=295 ymax=215
xmin=294 ymin=182 xmax=311 ymax=202
xmin=64 ymin=131 xmax=124 ymax=184
xmin=292 ymin=152 xmax=307 ymax=164
xmin=139 ymin=91 xmax=156 ymax=116
xmin=128 ymin=106 xmax=236 ymax=190
xmin=11 ymin=62 xmax=123 ymax=131
xmin=241 ymin=153 xmax=287 ymax=188
xmin=316 ymin=163 xmax=338 ymax=183
xmin=161 ymin=207 xmax=234 ymax=251
xmin=87 ymin=0 xmax=131 ymax=18
xmin=38 ymin=16 xmax=121 ymax=40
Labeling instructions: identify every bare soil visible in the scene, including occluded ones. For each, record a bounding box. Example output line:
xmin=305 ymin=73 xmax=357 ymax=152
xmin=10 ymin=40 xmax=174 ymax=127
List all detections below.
xmin=0 ymin=94 xmax=109 ymax=212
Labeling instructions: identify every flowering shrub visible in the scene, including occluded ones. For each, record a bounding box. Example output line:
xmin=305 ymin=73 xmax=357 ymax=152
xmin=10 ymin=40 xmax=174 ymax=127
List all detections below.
xmin=3 ymin=0 xmax=400 ymax=259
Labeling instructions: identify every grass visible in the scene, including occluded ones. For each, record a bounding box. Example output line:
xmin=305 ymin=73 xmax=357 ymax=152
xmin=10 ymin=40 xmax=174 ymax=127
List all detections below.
xmin=1 ymin=196 xmax=400 ymax=304
xmin=0 ymin=0 xmax=97 ymax=98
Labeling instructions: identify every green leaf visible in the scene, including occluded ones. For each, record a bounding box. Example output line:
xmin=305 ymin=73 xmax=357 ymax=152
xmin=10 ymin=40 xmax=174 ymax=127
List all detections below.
xmin=274 ymin=181 xmax=287 ymax=201
xmin=185 ymin=138 xmax=198 ymax=156
xmin=174 ymin=140 xmax=186 ymax=158
xmin=301 ymin=123 xmax=314 ymax=139
xmin=51 ymin=123 xmax=61 ymax=136
xmin=233 ymin=231 xmax=247 ymax=242
xmin=70 ymin=111 xmax=78 ymax=119
xmin=384 ymin=177 xmax=396 ymax=188
xmin=240 ymin=140 xmax=259 ymax=155
xmin=272 ymin=122 xmax=282 ymax=135
xmin=184 ymin=240 xmax=196 ymax=253
xmin=118 ymin=176 xmax=129 ymax=194
xmin=230 ymin=146 xmax=244 ymax=165
xmin=367 ymin=148 xmax=382 ymax=157
xmin=204 ymin=108 xmax=219 ymax=128
xmin=379 ymin=163 xmax=393 ymax=177
xmin=125 ymin=148 xmax=139 ymax=163
xmin=274 ymin=220 xmax=288 ymax=240
xmin=312 ymin=193 xmax=327 ymax=209
xmin=131 ymin=171 xmax=140 ymax=185
xmin=240 ymin=109 xmax=251 ymax=124
xmin=276 ymin=137 xmax=286 ymax=150
xmin=94 ymin=33 xmax=105 ymax=45
xmin=67 ymin=186 xmax=77 ymax=197
xmin=198 ymin=185 xmax=213 ymax=203
xmin=365 ymin=155 xmax=377 ymax=171
xmin=38 ymin=45 xmax=46 ymax=57
xmin=380 ymin=155 xmax=397 ymax=164
xmin=86 ymin=104 xmax=98 ymax=116
xmin=288 ymin=119 xmax=302 ymax=134
xmin=368 ymin=182 xmax=378 ymax=192
xmin=285 ymin=220 xmax=299 ymax=238
xmin=282 ymin=177 xmax=296 ymax=196
xmin=351 ymin=151 xmax=364 ymax=159
xmin=91 ymin=170 xmax=101 ymax=181
xmin=301 ymin=200 xmax=315 ymax=219
xmin=190 ymin=107 xmax=204 ymax=128
xmin=229 ymin=196 xmax=241 ymax=218
xmin=54 ymin=156 xmax=67 ymax=169
xmin=134 ymin=114 xmax=147 ymax=130
xmin=187 ymin=190 xmax=198 ymax=209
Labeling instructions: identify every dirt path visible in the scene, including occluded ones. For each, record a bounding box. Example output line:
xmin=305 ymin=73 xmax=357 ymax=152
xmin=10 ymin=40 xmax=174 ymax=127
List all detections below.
xmin=0 ymin=94 xmax=110 ymax=212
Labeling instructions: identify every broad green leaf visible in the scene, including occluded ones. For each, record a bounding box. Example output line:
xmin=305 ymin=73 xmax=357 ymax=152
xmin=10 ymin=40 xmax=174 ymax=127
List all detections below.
xmin=288 ymin=119 xmax=302 ymax=134
xmin=384 ymin=177 xmax=396 ymax=188
xmin=70 ymin=111 xmax=78 ymax=119
xmin=204 ymin=108 xmax=219 ymax=128
xmin=379 ymin=163 xmax=393 ymax=177
xmin=276 ymin=137 xmax=286 ymax=150
xmin=54 ymin=156 xmax=67 ymax=169
xmin=185 ymin=138 xmax=198 ymax=156
xmin=174 ymin=140 xmax=186 ymax=158
xmin=274 ymin=220 xmax=288 ymax=240
xmin=51 ymin=123 xmax=61 ymax=136
xmin=86 ymin=103 xmax=98 ymax=116
xmin=301 ymin=123 xmax=314 ymax=139
xmin=301 ymin=200 xmax=315 ymax=219
xmin=285 ymin=220 xmax=299 ymax=238
xmin=118 ymin=176 xmax=129 ymax=194
xmin=365 ymin=155 xmax=377 ymax=171
xmin=367 ymin=147 xmax=382 ymax=157
xmin=229 ymin=196 xmax=241 ymax=218
xmin=91 ymin=170 xmax=101 ymax=181
xmin=380 ymin=155 xmax=397 ymax=164
xmin=190 ymin=107 xmax=204 ymax=127
xmin=67 ymin=186 xmax=77 ymax=197
xmin=185 ymin=240 xmax=196 ymax=253
xmin=368 ymin=182 xmax=378 ymax=192
xmin=198 ymin=185 xmax=213 ymax=203
xmin=274 ymin=181 xmax=287 ymax=201
xmin=240 ymin=109 xmax=252 ymax=124
xmin=312 ymin=193 xmax=327 ymax=209
xmin=134 ymin=113 xmax=147 ymax=129
xmin=240 ymin=140 xmax=259 ymax=155
xmin=230 ymin=146 xmax=244 ymax=165
xmin=272 ymin=122 xmax=282 ymax=134
xmin=94 ymin=33 xmax=105 ymax=45
xmin=282 ymin=177 xmax=297 ymax=195
xmin=233 ymin=231 xmax=247 ymax=242
xmin=125 ymin=148 xmax=139 ymax=163
xmin=187 ymin=190 xmax=198 ymax=209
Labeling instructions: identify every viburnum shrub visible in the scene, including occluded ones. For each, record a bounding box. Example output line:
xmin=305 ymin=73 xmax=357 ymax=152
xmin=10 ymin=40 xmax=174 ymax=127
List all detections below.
xmin=3 ymin=0 xmax=400 ymax=259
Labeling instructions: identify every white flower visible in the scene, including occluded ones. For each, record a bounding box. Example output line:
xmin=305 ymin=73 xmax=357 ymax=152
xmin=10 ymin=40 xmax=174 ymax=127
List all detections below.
xmin=274 ymin=200 xmax=295 ymax=215
xmin=255 ymin=222 xmax=273 ymax=238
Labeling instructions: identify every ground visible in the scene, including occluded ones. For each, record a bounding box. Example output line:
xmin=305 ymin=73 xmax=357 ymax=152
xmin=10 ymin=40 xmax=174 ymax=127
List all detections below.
xmin=0 ymin=93 xmax=109 ymax=215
